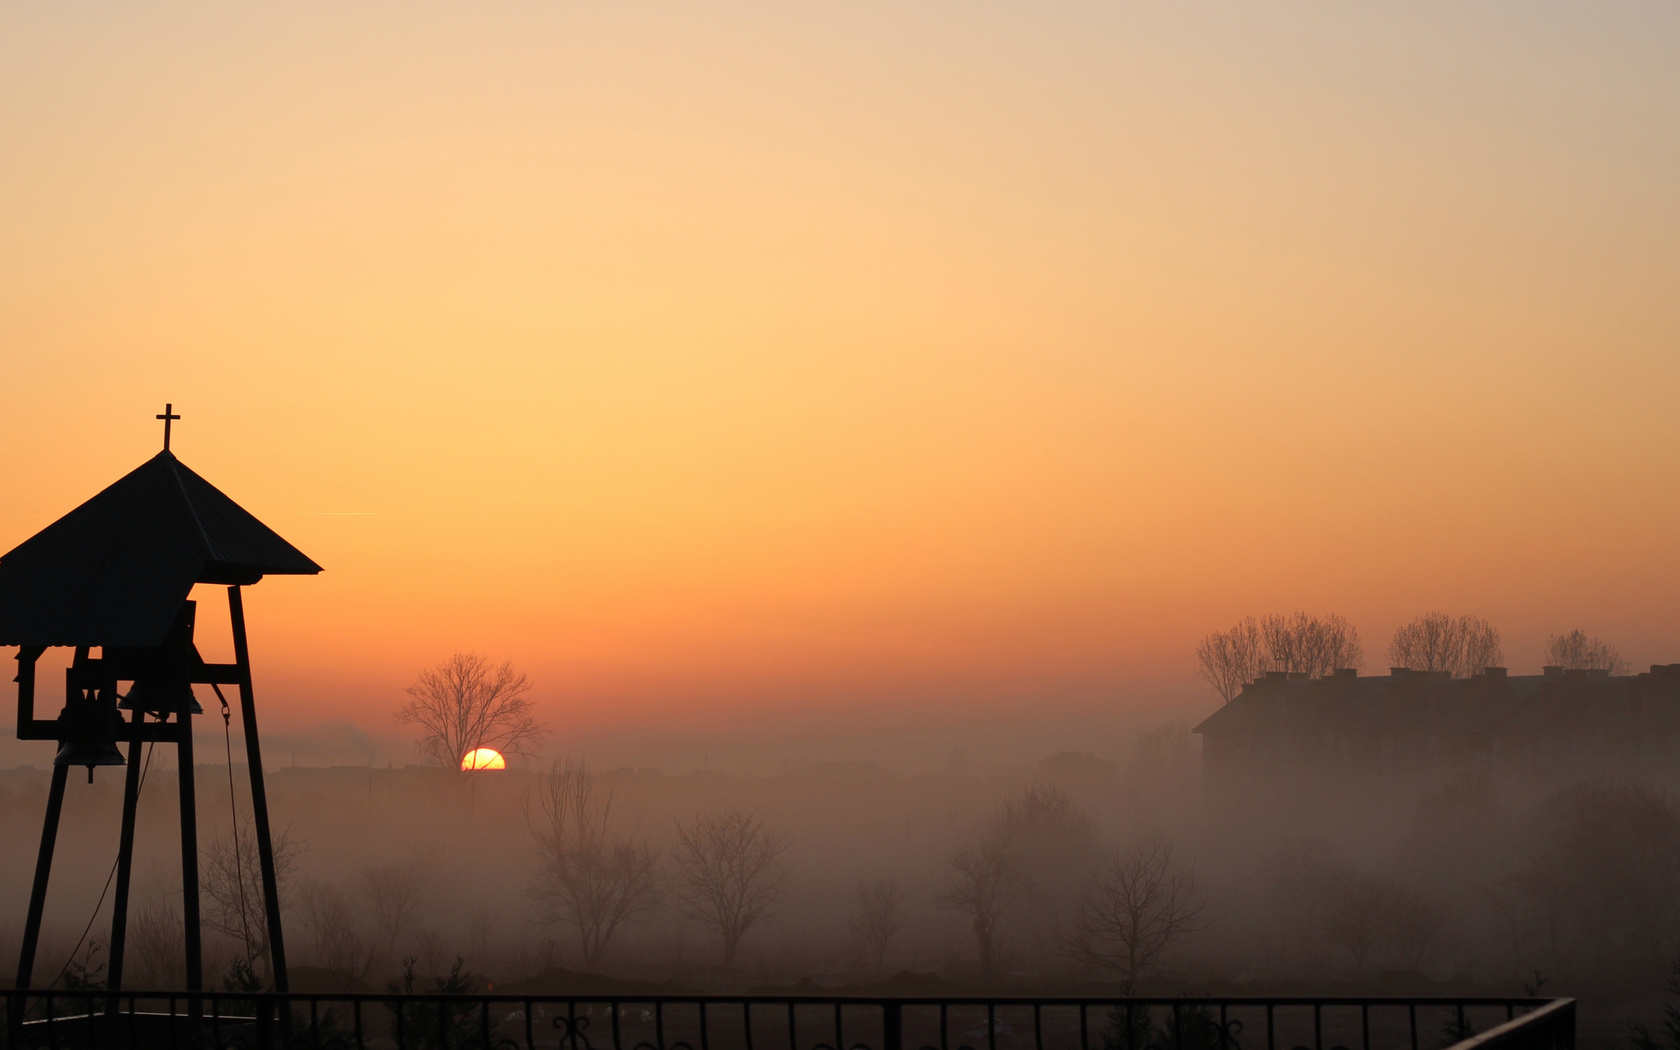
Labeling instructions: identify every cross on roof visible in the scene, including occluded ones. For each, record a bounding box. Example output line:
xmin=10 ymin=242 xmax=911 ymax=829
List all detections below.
xmin=156 ymin=403 xmax=180 ymax=451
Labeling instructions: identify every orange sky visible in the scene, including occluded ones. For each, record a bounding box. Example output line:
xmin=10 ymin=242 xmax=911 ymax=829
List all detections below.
xmin=2 ymin=4 xmax=1678 ymax=759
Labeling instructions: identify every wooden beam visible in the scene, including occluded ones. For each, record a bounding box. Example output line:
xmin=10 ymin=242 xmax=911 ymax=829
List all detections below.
xmin=177 ymin=698 xmax=203 ymax=995
xmin=105 ymin=708 xmax=146 ymax=998
xmin=15 ymin=763 xmax=68 ymax=995
xmin=13 ymin=646 xmax=44 ymax=741
xmin=229 ymin=585 xmax=290 ymax=994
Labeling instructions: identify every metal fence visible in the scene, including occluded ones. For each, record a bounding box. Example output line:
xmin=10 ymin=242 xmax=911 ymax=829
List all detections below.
xmin=3 ymin=993 xmax=1572 ymax=1050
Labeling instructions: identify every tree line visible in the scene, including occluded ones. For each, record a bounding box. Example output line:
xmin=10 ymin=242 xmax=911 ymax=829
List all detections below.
xmin=936 ymin=782 xmax=1203 ymax=991
xmin=1262 ymin=772 xmax=1680 ymax=988
xmin=170 ymin=757 xmax=1201 ymax=992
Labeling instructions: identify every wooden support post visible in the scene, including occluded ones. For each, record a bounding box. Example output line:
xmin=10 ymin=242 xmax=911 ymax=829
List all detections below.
xmin=106 ymin=708 xmax=146 ymax=997
xmin=229 ymin=585 xmax=290 ymax=993
xmin=15 ymin=762 xmax=69 ymax=996
xmin=177 ymin=698 xmax=204 ymax=995
xmin=14 ymin=646 xmax=43 ymax=739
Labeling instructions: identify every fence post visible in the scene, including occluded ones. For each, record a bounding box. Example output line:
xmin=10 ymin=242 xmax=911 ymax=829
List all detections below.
xmin=884 ymin=1002 xmax=903 ymax=1050
xmin=255 ymin=997 xmax=274 ymax=1050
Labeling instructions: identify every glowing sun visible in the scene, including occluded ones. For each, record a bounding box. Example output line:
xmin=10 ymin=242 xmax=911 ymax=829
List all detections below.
xmin=461 ymin=748 xmax=506 ymax=771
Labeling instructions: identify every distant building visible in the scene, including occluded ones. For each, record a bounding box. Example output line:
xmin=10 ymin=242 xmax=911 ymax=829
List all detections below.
xmin=1192 ymin=664 xmax=1680 ymax=790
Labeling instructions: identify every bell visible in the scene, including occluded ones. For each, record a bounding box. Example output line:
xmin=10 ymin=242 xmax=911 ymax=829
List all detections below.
xmin=54 ymin=736 xmax=127 ymax=782
xmin=54 ymin=690 xmax=127 ymax=783
xmin=119 ymin=678 xmax=202 ymax=715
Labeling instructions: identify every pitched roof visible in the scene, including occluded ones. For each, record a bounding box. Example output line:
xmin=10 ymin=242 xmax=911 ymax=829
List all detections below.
xmin=0 ymin=451 xmax=321 ymax=648
xmin=1193 ymin=666 xmax=1680 ymax=741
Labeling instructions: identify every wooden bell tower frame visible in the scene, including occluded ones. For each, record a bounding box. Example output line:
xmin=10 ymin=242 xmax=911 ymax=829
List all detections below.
xmin=0 ymin=407 xmax=321 ymax=1013
xmin=12 ymin=588 xmax=290 ymax=998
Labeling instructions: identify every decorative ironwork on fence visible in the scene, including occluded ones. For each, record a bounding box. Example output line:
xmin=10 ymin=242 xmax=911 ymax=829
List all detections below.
xmin=2 ymin=992 xmax=1573 ymax=1050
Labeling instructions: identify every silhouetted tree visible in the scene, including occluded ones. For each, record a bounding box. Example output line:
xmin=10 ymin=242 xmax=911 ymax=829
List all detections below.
xmin=467 ymin=900 xmax=500 ymax=971
xmin=1384 ymin=888 xmax=1449 ymax=974
xmin=361 ymin=862 xmax=426 ymax=965
xmin=1632 ymin=957 xmax=1680 ymax=1050
xmin=940 ymin=833 xmax=1028 ymax=987
xmin=1196 ymin=618 xmax=1265 ymax=704
xmin=1397 ymin=774 xmax=1516 ymax=978
xmin=1544 ymin=629 xmax=1627 ymax=674
xmin=1067 ymin=835 xmax=1206 ymax=993
xmin=846 ymin=877 xmax=906 ymax=977
xmin=201 ymin=819 xmax=302 ymax=983
xmin=1261 ymin=612 xmax=1364 ymax=678
xmin=1323 ymin=871 xmax=1393 ymax=973
xmin=397 ymin=652 xmax=545 ymax=774
xmin=672 ymin=810 xmax=790 ymax=969
xmin=128 ymin=900 xmax=185 ymax=988
xmin=995 ymin=783 xmax=1098 ymax=885
xmin=998 ymin=782 xmax=1100 ymax=950
xmin=1197 ymin=613 xmax=1362 ymax=703
xmin=528 ymin=761 xmax=661 ymax=968
xmin=1389 ymin=613 xmax=1502 ymax=678
xmin=296 ymin=880 xmax=377 ymax=983
xmin=1520 ymin=779 xmax=1680 ymax=976
xmin=1262 ymin=838 xmax=1340 ymax=972
xmin=387 ymin=956 xmax=477 ymax=1050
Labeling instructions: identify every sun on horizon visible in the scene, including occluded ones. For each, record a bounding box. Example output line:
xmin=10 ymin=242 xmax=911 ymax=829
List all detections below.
xmin=461 ymin=747 xmax=506 ymax=771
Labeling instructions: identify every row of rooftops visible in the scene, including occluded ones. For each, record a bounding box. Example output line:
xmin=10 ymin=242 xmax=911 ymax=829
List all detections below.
xmin=1247 ymin=664 xmax=1680 ymax=684
xmin=1192 ymin=664 xmax=1680 ymax=740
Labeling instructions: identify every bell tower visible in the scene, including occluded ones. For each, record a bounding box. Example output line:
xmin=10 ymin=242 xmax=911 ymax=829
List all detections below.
xmin=0 ymin=407 xmax=321 ymax=1003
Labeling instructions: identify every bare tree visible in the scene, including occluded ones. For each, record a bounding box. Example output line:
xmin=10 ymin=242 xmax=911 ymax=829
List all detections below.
xmin=361 ymin=863 xmax=427 ymax=963
xmin=1544 ymin=629 xmax=1627 ymax=674
xmin=1197 ymin=614 xmax=1362 ymax=703
xmin=1322 ymin=872 xmax=1393 ymax=972
xmin=995 ymin=782 xmax=1100 ymax=949
xmin=1196 ymin=618 xmax=1265 ymax=704
xmin=1389 ymin=613 xmax=1502 ymax=678
xmin=1385 ymin=889 xmax=1449 ymax=974
xmin=1066 ymin=835 xmax=1206 ymax=994
xmin=412 ymin=929 xmax=452 ymax=981
xmin=128 ymin=900 xmax=186 ymax=988
xmin=846 ymin=877 xmax=906 ymax=977
xmin=201 ymin=819 xmax=303 ymax=982
xmin=527 ymin=762 xmax=661 ymax=968
xmin=467 ymin=900 xmax=500 ymax=971
xmin=994 ymin=783 xmax=1098 ymax=855
xmin=939 ymin=834 xmax=1028 ymax=987
xmin=1457 ymin=616 xmax=1505 ymax=675
xmin=1262 ymin=613 xmax=1364 ymax=678
xmin=1520 ymin=779 xmax=1680 ymax=976
xmin=397 ymin=653 xmax=545 ymax=774
xmin=1262 ymin=838 xmax=1340 ymax=974
xmin=296 ymin=880 xmax=377 ymax=982
xmin=672 ymin=811 xmax=791 ymax=969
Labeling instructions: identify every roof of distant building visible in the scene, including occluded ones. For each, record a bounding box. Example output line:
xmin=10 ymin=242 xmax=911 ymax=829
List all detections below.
xmin=1193 ymin=665 xmax=1680 ymax=740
